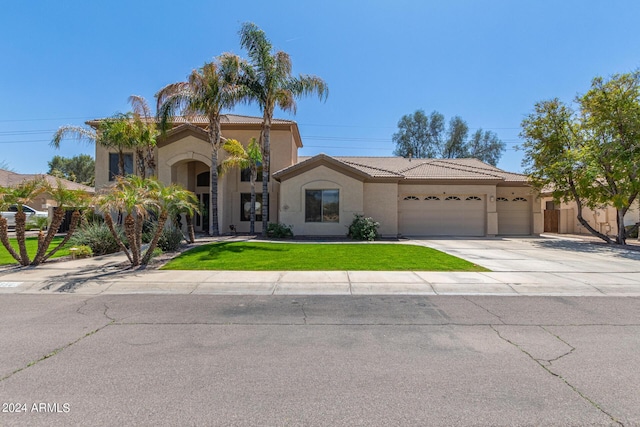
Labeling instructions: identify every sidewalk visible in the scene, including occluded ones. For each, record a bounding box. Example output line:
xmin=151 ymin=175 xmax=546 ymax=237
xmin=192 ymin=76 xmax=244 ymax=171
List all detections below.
xmin=1 ymin=242 xmax=639 ymax=296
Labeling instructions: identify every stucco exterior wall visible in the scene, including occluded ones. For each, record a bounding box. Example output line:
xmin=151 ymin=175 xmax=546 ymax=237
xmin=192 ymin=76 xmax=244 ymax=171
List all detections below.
xmin=363 ymin=182 xmax=398 ymax=237
xmin=542 ymin=197 xmax=640 ymax=235
xmin=279 ymin=165 xmax=364 ymax=236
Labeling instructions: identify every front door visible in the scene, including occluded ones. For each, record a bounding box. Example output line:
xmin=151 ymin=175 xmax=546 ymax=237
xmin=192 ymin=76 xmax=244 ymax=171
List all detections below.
xmin=196 ymin=193 xmax=210 ymax=232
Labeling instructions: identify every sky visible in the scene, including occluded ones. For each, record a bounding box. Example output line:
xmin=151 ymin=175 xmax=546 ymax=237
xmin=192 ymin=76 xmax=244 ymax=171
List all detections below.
xmin=1 ymin=0 xmax=639 ymax=175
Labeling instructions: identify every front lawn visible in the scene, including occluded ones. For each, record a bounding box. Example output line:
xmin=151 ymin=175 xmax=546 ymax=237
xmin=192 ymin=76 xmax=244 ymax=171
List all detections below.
xmin=161 ymin=241 xmax=488 ymax=271
xmin=0 ymin=237 xmax=71 ymax=265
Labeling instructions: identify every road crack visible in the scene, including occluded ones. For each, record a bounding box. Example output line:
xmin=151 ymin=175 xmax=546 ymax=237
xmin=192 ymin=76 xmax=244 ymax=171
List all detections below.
xmin=463 ymin=296 xmax=505 ymax=324
xmin=490 ymin=325 xmax=624 ymax=426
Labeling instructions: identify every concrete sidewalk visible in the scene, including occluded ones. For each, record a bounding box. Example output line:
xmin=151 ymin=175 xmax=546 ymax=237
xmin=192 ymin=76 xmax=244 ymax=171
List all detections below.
xmin=1 ymin=239 xmax=639 ymax=296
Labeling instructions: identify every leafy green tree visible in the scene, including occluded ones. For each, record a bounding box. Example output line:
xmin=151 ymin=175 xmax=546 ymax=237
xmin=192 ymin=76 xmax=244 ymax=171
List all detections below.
xmin=393 ymin=110 xmax=505 ymax=165
xmin=521 ymin=72 xmax=640 ymax=245
xmin=47 ymin=154 xmax=95 ymax=186
xmin=219 ymin=138 xmax=262 ymax=234
xmin=467 ymin=129 xmax=506 ymax=166
xmin=443 ymin=116 xmax=469 ymax=159
xmin=239 ymin=21 xmax=329 ymax=236
xmin=392 ymin=110 xmax=443 ymax=158
xmin=156 ymin=54 xmax=244 ymax=236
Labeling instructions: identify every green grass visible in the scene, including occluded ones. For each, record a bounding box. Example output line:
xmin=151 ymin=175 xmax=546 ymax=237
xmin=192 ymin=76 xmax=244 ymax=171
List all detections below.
xmin=0 ymin=237 xmax=71 ymax=265
xmin=161 ymin=241 xmax=488 ymax=271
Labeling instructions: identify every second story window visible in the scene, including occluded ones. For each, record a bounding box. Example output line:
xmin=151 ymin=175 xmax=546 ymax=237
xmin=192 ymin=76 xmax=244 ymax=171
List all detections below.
xmin=109 ymin=153 xmax=133 ymax=181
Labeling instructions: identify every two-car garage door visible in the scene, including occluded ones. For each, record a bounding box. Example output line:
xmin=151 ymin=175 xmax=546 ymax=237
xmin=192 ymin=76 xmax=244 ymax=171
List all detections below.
xmin=399 ymin=195 xmax=486 ymax=236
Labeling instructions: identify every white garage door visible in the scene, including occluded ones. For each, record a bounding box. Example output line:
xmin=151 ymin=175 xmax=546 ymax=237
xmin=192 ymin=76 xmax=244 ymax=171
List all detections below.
xmin=399 ymin=195 xmax=486 ymax=236
xmin=497 ymin=196 xmax=531 ymax=235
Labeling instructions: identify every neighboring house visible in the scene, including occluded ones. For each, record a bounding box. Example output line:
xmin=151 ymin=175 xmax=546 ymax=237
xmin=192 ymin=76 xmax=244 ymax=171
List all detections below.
xmin=540 ymin=196 xmax=640 ymax=236
xmin=92 ymin=114 xmax=542 ymax=237
xmin=0 ymin=169 xmax=95 ymax=211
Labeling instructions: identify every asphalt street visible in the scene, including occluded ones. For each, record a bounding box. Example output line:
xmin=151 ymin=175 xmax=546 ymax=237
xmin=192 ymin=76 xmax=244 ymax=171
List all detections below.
xmin=0 ymin=294 xmax=638 ymax=426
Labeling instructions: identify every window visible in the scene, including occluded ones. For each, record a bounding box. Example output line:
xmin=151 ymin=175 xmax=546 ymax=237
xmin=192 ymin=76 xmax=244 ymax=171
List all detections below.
xmin=240 ymin=193 xmax=265 ymax=222
xmin=466 ymin=196 xmax=482 ymax=201
xmin=108 ymin=153 xmax=133 ymax=181
xmin=403 ymin=196 xmax=419 ymax=200
xmin=196 ymin=172 xmax=210 ymax=187
xmin=240 ymin=164 xmax=265 ymax=182
xmin=305 ymin=190 xmax=339 ymax=223
xmin=497 ymin=197 xmax=509 ymax=202
xmin=425 ymin=196 xmax=440 ymax=201
xmin=444 ymin=196 xmax=461 ymax=201
xmin=513 ymin=197 xmax=528 ymax=202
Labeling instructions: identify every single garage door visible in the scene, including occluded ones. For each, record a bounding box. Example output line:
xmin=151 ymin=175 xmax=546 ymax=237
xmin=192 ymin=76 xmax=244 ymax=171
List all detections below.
xmin=497 ymin=196 xmax=531 ymax=235
xmin=399 ymin=195 xmax=486 ymax=236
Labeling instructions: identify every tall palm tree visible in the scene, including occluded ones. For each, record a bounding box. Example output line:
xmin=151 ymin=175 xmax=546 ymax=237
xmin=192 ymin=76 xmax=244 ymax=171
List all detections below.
xmin=156 ymin=54 xmax=245 ymax=236
xmin=219 ymin=138 xmax=262 ymax=234
xmin=239 ymin=22 xmax=328 ymax=236
xmin=52 ymin=113 xmax=137 ymax=178
xmin=0 ymin=186 xmax=21 ymax=263
xmin=128 ymin=95 xmax=158 ymax=178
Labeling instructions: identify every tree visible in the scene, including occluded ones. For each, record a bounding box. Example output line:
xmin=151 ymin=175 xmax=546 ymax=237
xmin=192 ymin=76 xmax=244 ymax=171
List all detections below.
xmin=47 ymin=154 xmax=95 ymax=186
xmin=51 ymin=113 xmax=138 ymax=178
xmin=392 ymin=110 xmax=505 ymax=165
xmin=521 ymin=72 xmax=640 ymax=245
xmin=128 ymin=95 xmax=158 ymax=179
xmin=442 ymin=116 xmax=469 ymax=159
xmin=392 ymin=110 xmax=443 ymax=158
xmin=467 ymin=129 xmax=506 ymax=166
xmin=239 ymin=22 xmax=329 ymax=236
xmin=156 ymin=54 xmax=244 ymax=236
xmin=219 ymin=138 xmax=262 ymax=234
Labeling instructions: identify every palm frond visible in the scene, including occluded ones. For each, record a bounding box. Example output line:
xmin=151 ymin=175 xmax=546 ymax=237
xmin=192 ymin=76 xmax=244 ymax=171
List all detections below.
xmin=51 ymin=126 xmax=97 ymax=148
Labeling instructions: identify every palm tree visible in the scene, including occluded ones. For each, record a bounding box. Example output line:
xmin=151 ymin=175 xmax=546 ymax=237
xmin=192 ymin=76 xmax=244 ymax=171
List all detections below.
xmin=219 ymin=138 xmax=262 ymax=234
xmin=141 ymin=181 xmax=198 ymax=265
xmin=128 ymin=95 xmax=158 ymax=178
xmin=0 ymin=178 xmax=45 ymax=266
xmin=31 ymin=180 xmax=92 ymax=266
xmin=156 ymin=54 xmax=245 ymax=236
xmin=51 ymin=113 xmax=137 ymax=178
xmin=0 ymin=186 xmax=21 ymax=263
xmin=239 ymin=22 xmax=328 ymax=236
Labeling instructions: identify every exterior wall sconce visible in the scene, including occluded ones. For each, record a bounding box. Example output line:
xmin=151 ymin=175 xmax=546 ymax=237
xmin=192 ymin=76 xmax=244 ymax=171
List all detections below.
xmin=490 ymin=195 xmax=495 ymax=202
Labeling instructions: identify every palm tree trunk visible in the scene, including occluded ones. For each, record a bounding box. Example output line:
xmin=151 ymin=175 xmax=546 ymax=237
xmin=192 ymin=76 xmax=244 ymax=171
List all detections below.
xmin=209 ymin=118 xmax=221 ymax=236
xmin=124 ymin=214 xmax=139 ymax=266
xmin=118 ymin=149 xmax=126 ymax=177
xmin=31 ymin=207 xmax=65 ymax=266
xmin=261 ymin=114 xmax=272 ymax=237
xmin=104 ymin=212 xmax=133 ymax=264
xmin=15 ymin=211 xmax=29 ymax=266
xmin=250 ymin=166 xmax=257 ymax=235
xmin=136 ymin=149 xmax=146 ymax=179
xmin=142 ymin=210 xmax=168 ymax=265
xmin=0 ymin=217 xmax=21 ymax=263
xmin=42 ymin=210 xmax=81 ymax=262
xmin=186 ymin=213 xmax=195 ymax=243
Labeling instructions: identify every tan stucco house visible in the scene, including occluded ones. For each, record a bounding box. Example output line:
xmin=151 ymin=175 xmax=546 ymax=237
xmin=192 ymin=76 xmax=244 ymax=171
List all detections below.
xmin=93 ymin=114 xmax=542 ymax=237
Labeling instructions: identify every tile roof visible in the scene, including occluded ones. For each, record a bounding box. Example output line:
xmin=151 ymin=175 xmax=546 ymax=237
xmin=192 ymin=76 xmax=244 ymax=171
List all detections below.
xmin=87 ymin=114 xmax=296 ymax=127
xmin=282 ymin=155 xmax=527 ymax=183
xmin=0 ymin=169 xmax=95 ymax=192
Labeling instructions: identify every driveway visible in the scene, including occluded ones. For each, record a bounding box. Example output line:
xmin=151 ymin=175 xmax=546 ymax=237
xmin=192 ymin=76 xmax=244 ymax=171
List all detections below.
xmin=412 ymin=236 xmax=640 ymax=294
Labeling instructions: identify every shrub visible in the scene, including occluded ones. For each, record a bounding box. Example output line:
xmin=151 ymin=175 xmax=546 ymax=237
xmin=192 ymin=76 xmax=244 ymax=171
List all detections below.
xmin=70 ymin=245 xmax=93 ymax=259
xmin=156 ymin=225 xmax=184 ymax=252
xmin=69 ymin=222 xmax=124 ymax=256
xmin=625 ymin=225 xmax=639 ymax=239
xmin=347 ymin=214 xmax=380 ymax=241
xmin=266 ymin=223 xmax=294 ymax=238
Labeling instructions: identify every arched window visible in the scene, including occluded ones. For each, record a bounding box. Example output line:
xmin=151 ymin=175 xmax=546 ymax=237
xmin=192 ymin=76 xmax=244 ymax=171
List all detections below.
xmin=196 ymin=171 xmax=210 ymax=187
xmin=424 ymin=196 xmax=440 ymax=201
xmin=445 ymin=196 xmax=461 ymax=201
xmin=496 ymin=197 xmax=509 ymax=202
xmin=403 ymin=196 xmax=420 ymax=201
xmin=465 ymin=196 xmax=482 ymax=201
xmin=513 ymin=197 xmax=528 ymax=202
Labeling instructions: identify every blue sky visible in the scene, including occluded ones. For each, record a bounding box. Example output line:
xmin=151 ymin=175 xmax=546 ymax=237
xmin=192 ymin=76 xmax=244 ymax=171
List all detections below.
xmin=1 ymin=0 xmax=639 ymax=175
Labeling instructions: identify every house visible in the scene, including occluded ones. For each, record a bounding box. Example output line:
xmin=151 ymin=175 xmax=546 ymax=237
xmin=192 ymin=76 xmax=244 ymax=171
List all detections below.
xmin=92 ymin=114 xmax=542 ymax=237
xmin=0 ymin=169 xmax=95 ymax=211
xmin=540 ymin=196 xmax=640 ymax=236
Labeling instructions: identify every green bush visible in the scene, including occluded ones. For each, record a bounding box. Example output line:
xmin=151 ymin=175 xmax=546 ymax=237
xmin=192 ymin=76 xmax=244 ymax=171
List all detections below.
xmin=69 ymin=222 xmax=124 ymax=256
xmin=70 ymin=245 xmax=93 ymax=259
xmin=156 ymin=225 xmax=184 ymax=252
xmin=347 ymin=214 xmax=380 ymax=241
xmin=625 ymin=225 xmax=639 ymax=239
xmin=266 ymin=223 xmax=294 ymax=238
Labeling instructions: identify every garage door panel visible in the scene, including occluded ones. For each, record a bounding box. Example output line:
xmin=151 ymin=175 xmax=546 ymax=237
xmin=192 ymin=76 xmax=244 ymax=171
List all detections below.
xmin=497 ymin=197 xmax=531 ymax=235
xmin=399 ymin=195 xmax=485 ymax=236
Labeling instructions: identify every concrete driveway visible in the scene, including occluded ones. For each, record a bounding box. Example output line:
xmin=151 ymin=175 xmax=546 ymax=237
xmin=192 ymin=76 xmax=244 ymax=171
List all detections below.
xmin=412 ymin=236 xmax=640 ymax=295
